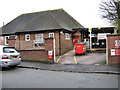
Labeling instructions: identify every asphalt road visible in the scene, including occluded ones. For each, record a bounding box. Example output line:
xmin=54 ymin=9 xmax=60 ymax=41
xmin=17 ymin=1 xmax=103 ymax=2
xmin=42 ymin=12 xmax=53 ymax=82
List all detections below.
xmin=1 ymin=67 xmax=118 ymax=88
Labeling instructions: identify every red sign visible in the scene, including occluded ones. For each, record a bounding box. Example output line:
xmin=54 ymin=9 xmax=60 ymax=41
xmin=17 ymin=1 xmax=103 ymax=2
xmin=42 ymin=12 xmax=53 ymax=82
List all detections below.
xmin=111 ymin=49 xmax=120 ymax=56
xmin=48 ymin=51 xmax=53 ymax=59
xmin=49 ymin=55 xmax=53 ymax=59
xmin=73 ymin=39 xmax=78 ymax=44
xmin=115 ymin=49 xmax=120 ymax=56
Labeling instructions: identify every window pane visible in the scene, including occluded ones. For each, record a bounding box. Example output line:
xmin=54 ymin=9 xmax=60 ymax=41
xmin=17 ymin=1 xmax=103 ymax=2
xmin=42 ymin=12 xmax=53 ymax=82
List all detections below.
xmin=65 ymin=33 xmax=70 ymax=40
xmin=25 ymin=34 xmax=30 ymax=41
xmin=3 ymin=47 xmax=18 ymax=53
xmin=49 ymin=33 xmax=54 ymax=38
xmin=35 ymin=34 xmax=43 ymax=42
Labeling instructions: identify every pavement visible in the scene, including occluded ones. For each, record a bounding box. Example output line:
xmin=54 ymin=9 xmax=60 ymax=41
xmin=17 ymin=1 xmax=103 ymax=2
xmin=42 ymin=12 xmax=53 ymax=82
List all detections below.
xmin=17 ymin=50 xmax=120 ymax=74
xmin=18 ymin=61 xmax=120 ymax=74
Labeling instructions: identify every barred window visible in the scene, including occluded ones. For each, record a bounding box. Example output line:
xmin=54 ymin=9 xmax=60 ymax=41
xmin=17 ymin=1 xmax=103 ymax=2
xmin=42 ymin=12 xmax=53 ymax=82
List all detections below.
xmin=65 ymin=33 xmax=70 ymax=40
xmin=35 ymin=34 xmax=43 ymax=42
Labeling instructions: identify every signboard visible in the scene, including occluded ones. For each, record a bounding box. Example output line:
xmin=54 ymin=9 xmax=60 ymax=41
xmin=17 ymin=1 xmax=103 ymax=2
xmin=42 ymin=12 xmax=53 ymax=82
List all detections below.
xmin=48 ymin=51 xmax=53 ymax=59
xmin=115 ymin=40 xmax=120 ymax=48
xmin=111 ymin=49 xmax=120 ymax=56
xmin=89 ymin=28 xmax=92 ymax=32
xmin=48 ymin=51 xmax=52 ymax=55
xmin=111 ymin=49 xmax=115 ymax=56
xmin=115 ymin=49 xmax=120 ymax=56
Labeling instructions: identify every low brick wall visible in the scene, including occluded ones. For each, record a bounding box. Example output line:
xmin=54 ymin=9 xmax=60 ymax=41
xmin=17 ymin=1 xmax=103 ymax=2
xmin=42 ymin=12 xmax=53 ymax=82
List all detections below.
xmin=18 ymin=50 xmax=49 ymax=62
xmin=8 ymin=39 xmax=16 ymax=47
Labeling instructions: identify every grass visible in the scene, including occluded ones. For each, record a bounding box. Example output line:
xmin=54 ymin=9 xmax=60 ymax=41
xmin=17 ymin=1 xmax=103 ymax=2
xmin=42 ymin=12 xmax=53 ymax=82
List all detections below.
xmin=104 ymin=60 xmax=107 ymax=64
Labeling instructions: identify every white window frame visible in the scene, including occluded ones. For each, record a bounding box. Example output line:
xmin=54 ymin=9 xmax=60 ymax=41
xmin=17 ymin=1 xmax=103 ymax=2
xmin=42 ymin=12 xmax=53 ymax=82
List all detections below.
xmin=35 ymin=33 xmax=44 ymax=43
xmin=65 ymin=33 xmax=70 ymax=40
xmin=0 ymin=37 xmax=3 ymax=40
xmin=25 ymin=34 xmax=30 ymax=41
xmin=5 ymin=36 xmax=9 ymax=45
xmin=49 ymin=33 xmax=54 ymax=38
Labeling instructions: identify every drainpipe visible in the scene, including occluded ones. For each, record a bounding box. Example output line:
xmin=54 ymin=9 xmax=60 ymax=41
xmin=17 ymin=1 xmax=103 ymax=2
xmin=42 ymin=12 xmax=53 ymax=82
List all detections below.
xmin=59 ymin=30 xmax=61 ymax=55
xmin=106 ymin=35 xmax=108 ymax=64
xmin=18 ymin=34 xmax=20 ymax=50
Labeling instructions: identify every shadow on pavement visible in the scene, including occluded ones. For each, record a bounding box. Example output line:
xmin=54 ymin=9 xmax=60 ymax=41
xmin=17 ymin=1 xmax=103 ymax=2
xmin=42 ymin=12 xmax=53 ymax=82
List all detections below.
xmin=0 ymin=67 xmax=18 ymax=71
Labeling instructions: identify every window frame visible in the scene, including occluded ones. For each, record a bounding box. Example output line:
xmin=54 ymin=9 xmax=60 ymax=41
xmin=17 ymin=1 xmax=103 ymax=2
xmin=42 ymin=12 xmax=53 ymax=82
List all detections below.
xmin=25 ymin=34 xmax=30 ymax=41
xmin=49 ymin=33 xmax=54 ymax=38
xmin=5 ymin=36 xmax=9 ymax=45
xmin=35 ymin=33 xmax=44 ymax=43
xmin=65 ymin=33 xmax=70 ymax=40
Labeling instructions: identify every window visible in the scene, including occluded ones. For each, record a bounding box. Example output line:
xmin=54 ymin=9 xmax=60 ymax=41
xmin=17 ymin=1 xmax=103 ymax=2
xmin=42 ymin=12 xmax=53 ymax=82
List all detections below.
xmin=25 ymin=34 xmax=30 ymax=41
xmin=1 ymin=37 xmax=3 ymax=40
xmin=5 ymin=36 xmax=9 ymax=45
xmin=49 ymin=33 xmax=54 ymax=38
xmin=35 ymin=34 xmax=43 ymax=42
xmin=65 ymin=33 xmax=70 ymax=40
xmin=3 ymin=47 xmax=18 ymax=53
xmin=35 ymin=43 xmax=45 ymax=47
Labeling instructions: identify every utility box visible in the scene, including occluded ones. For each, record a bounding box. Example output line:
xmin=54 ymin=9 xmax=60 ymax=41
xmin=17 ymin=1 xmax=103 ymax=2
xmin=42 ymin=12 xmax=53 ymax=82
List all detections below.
xmin=75 ymin=43 xmax=86 ymax=54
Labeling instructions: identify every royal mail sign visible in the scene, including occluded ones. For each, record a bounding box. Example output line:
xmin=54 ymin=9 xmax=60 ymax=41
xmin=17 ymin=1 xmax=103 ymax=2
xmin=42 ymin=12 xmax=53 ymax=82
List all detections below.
xmin=111 ymin=49 xmax=120 ymax=56
xmin=48 ymin=51 xmax=53 ymax=59
xmin=115 ymin=40 xmax=120 ymax=48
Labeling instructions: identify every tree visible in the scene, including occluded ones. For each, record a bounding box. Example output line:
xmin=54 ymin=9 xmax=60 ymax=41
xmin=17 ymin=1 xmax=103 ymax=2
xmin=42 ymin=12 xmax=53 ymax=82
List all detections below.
xmin=99 ymin=0 xmax=120 ymax=34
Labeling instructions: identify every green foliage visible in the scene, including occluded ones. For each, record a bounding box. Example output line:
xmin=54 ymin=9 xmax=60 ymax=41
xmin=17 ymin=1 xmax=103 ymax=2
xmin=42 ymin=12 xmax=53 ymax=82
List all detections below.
xmin=104 ymin=60 xmax=107 ymax=64
xmin=114 ymin=19 xmax=120 ymax=34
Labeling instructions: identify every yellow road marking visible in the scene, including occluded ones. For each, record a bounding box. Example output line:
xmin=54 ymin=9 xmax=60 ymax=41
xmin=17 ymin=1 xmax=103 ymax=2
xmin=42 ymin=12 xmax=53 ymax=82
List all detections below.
xmin=74 ymin=56 xmax=77 ymax=64
xmin=91 ymin=48 xmax=106 ymax=51
xmin=56 ymin=56 xmax=61 ymax=63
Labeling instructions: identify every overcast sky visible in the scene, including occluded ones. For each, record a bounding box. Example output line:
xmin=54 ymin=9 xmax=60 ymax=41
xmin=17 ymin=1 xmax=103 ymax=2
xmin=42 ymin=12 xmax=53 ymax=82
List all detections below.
xmin=0 ymin=0 xmax=113 ymax=28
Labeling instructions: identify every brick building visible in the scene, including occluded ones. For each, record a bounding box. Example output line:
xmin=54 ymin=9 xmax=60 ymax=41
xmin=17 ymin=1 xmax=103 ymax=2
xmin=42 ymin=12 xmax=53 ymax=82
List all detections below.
xmin=2 ymin=9 xmax=84 ymax=62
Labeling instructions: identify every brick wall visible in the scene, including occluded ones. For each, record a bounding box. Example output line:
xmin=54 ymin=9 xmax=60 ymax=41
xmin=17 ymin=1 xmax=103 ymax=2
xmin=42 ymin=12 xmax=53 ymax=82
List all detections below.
xmin=16 ymin=32 xmax=60 ymax=55
xmin=8 ymin=39 xmax=16 ymax=47
xmin=0 ymin=36 xmax=5 ymax=45
xmin=44 ymin=31 xmax=60 ymax=55
xmin=18 ymin=50 xmax=48 ymax=62
xmin=107 ymin=35 xmax=120 ymax=65
xmin=45 ymin=38 xmax=53 ymax=50
xmin=60 ymin=32 xmax=73 ymax=55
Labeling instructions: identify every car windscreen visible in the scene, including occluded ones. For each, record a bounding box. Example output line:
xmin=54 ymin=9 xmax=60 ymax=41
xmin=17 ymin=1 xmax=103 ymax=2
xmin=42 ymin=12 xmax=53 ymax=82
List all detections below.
xmin=3 ymin=47 xmax=18 ymax=53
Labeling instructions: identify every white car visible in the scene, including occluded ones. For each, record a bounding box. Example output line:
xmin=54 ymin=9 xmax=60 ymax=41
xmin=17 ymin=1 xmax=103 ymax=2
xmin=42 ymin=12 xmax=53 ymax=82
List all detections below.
xmin=0 ymin=45 xmax=21 ymax=67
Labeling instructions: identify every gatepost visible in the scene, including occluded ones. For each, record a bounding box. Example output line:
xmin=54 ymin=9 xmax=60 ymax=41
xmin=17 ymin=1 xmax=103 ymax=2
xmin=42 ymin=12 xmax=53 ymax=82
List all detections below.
xmin=45 ymin=38 xmax=55 ymax=63
xmin=106 ymin=34 xmax=120 ymax=65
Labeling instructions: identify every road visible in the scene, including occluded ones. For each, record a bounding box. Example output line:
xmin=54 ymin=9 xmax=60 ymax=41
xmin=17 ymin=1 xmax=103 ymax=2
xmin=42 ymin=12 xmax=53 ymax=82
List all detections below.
xmin=1 ymin=67 xmax=118 ymax=88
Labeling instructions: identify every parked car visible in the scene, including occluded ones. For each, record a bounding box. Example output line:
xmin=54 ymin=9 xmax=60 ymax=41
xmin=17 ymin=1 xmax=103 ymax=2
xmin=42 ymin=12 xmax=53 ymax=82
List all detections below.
xmin=0 ymin=45 xmax=21 ymax=67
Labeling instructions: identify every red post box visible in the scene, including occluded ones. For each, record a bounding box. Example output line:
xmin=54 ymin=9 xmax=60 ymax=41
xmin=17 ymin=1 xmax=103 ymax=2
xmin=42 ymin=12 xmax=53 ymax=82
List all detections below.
xmin=75 ymin=43 xmax=86 ymax=54
xmin=48 ymin=51 xmax=53 ymax=59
